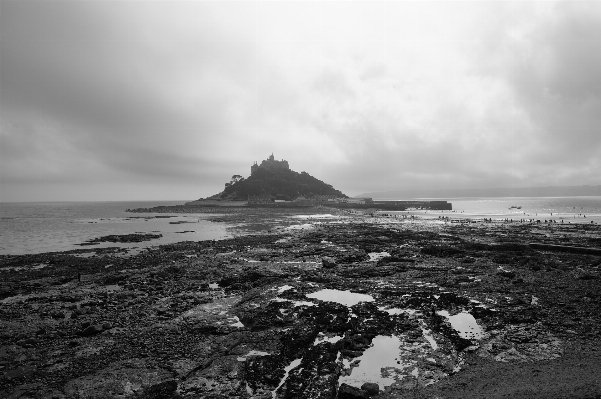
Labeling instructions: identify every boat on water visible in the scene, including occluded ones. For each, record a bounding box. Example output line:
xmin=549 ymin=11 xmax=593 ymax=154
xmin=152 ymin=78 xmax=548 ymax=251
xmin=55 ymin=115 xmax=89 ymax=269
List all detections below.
xmin=509 ymin=205 xmax=522 ymax=210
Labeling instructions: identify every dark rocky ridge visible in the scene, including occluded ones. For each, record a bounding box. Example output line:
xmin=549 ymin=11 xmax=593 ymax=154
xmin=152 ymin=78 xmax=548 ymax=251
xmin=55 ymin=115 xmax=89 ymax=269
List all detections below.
xmin=0 ymin=212 xmax=600 ymax=398
xmin=77 ymin=233 xmax=163 ymax=246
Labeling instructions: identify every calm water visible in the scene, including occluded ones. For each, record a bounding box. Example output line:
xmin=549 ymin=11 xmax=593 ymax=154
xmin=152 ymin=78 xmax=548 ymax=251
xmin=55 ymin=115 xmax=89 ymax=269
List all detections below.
xmin=0 ymin=201 xmax=234 ymax=255
xmin=2 ymin=197 xmax=600 ymax=255
xmin=384 ymin=196 xmax=601 ymax=224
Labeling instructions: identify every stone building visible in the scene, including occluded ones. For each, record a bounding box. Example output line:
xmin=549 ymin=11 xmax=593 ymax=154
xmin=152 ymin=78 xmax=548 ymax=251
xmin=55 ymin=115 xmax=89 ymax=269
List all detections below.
xmin=247 ymin=194 xmax=273 ymax=204
xmin=251 ymin=153 xmax=290 ymax=175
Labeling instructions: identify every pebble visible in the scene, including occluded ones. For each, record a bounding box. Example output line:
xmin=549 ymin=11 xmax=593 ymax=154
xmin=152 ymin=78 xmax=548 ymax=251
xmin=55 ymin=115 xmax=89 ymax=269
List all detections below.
xmin=338 ymin=383 xmax=369 ymax=398
xmin=361 ymin=382 xmax=380 ymax=395
xmin=322 ymin=257 xmax=337 ymax=269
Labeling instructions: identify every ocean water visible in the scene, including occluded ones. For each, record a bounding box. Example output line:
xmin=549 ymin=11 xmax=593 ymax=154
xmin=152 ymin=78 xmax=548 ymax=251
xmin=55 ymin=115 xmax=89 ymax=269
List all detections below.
xmin=384 ymin=196 xmax=601 ymax=224
xmin=1 ymin=197 xmax=600 ymax=255
xmin=0 ymin=201 xmax=234 ymax=255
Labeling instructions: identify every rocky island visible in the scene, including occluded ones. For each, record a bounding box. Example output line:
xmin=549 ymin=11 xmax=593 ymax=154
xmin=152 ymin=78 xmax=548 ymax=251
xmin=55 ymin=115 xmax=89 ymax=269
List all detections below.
xmin=1 ymin=209 xmax=600 ymax=398
xmin=188 ymin=153 xmax=348 ymax=206
xmin=132 ymin=154 xmax=452 ymax=213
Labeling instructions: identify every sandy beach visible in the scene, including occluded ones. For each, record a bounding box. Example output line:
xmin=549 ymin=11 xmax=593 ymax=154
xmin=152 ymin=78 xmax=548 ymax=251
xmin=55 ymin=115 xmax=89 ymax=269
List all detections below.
xmin=1 ymin=208 xmax=600 ymax=398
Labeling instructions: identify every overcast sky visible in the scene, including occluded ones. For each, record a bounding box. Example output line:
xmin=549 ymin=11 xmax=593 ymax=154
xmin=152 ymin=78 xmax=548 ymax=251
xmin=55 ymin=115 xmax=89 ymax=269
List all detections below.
xmin=1 ymin=1 xmax=600 ymax=201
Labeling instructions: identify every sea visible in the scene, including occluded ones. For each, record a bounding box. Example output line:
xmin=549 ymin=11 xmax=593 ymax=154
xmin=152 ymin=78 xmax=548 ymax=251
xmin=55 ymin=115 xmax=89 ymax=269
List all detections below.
xmin=1 ymin=197 xmax=601 ymax=256
xmin=0 ymin=201 xmax=235 ymax=256
xmin=381 ymin=196 xmax=601 ymax=228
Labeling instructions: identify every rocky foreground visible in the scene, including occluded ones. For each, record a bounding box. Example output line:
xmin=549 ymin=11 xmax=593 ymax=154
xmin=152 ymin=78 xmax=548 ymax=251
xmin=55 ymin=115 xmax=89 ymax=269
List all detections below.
xmin=1 ymin=213 xmax=600 ymax=398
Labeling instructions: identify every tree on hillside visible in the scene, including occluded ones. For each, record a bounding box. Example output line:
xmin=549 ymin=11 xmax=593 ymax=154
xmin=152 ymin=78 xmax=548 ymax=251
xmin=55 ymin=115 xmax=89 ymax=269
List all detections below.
xmin=230 ymin=175 xmax=244 ymax=184
xmin=216 ymin=166 xmax=347 ymax=200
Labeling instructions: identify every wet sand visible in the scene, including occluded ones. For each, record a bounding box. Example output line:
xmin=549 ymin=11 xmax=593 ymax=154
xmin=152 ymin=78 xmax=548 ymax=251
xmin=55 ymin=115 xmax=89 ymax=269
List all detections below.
xmin=378 ymin=209 xmax=601 ymax=225
xmin=1 ymin=208 xmax=600 ymax=398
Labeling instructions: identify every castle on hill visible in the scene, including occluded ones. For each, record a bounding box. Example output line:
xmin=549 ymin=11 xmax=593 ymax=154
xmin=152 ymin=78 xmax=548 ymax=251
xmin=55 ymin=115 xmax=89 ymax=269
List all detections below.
xmin=251 ymin=153 xmax=289 ymax=175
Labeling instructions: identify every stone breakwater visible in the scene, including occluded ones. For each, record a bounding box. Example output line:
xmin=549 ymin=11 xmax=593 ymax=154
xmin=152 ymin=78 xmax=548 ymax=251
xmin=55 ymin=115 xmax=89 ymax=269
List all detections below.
xmin=1 ymin=214 xmax=600 ymax=398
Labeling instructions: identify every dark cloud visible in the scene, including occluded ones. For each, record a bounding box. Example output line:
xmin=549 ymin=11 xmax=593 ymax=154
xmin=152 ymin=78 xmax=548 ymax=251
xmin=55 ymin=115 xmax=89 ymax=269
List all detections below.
xmin=1 ymin=1 xmax=600 ymax=201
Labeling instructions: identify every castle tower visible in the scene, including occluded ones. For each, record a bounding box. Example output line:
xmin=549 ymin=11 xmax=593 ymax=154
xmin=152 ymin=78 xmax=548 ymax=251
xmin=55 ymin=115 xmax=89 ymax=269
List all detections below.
xmin=252 ymin=154 xmax=289 ymax=175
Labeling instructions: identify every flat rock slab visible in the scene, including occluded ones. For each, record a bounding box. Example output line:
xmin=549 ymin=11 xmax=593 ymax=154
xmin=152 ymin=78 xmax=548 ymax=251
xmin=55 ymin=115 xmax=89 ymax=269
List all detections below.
xmin=63 ymin=358 xmax=174 ymax=399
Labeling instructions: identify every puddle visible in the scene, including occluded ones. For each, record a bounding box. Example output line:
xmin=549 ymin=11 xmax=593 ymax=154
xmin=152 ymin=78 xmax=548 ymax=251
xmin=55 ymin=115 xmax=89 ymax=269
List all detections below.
xmin=229 ymin=316 xmax=244 ymax=328
xmin=272 ymin=358 xmax=302 ymax=398
xmin=273 ymin=298 xmax=316 ymax=307
xmin=368 ymin=252 xmax=390 ymax=262
xmin=247 ymin=350 xmax=270 ymax=356
xmin=338 ymin=333 xmax=456 ymax=390
xmin=306 ymin=289 xmax=374 ymax=307
xmin=292 ymin=214 xmax=337 ymax=219
xmin=421 ymin=328 xmax=439 ymax=350
xmin=338 ymin=335 xmax=411 ymax=389
xmin=437 ymin=310 xmax=484 ymax=339
xmin=314 ymin=333 xmax=343 ymax=346
xmin=238 ymin=350 xmax=270 ymax=361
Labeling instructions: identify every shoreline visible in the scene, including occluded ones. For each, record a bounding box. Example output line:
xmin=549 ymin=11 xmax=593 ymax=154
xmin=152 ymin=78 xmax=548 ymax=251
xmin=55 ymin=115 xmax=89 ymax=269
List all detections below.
xmin=127 ymin=204 xmax=601 ymax=224
xmin=1 ymin=213 xmax=600 ymax=398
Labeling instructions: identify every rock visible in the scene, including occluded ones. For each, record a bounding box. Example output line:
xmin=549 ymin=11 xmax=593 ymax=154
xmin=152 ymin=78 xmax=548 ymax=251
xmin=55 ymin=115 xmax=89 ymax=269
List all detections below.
xmin=79 ymin=324 xmax=104 ymax=337
xmin=3 ymin=382 xmax=47 ymax=398
xmin=378 ymin=256 xmax=415 ymax=265
xmin=498 ymin=270 xmax=516 ymax=279
xmin=337 ymin=383 xmax=368 ymax=398
xmin=4 ymin=365 xmax=37 ymax=380
xmin=577 ymin=273 xmax=598 ymax=280
xmin=17 ymin=338 xmax=39 ymax=347
xmin=141 ymin=379 xmax=177 ymax=398
xmin=63 ymin=358 xmax=173 ymax=399
xmin=156 ymin=306 xmax=170 ymax=315
xmin=101 ymin=323 xmax=113 ymax=330
xmin=322 ymin=257 xmax=337 ymax=269
xmin=50 ymin=310 xmax=65 ymax=319
xmin=361 ymin=382 xmax=379 ymax=395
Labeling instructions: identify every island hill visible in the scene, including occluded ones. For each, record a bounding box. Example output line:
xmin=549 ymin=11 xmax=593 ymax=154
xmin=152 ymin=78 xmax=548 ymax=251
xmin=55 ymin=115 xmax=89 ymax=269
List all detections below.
xmin=185 ymin=154 xmax=452 ymax=211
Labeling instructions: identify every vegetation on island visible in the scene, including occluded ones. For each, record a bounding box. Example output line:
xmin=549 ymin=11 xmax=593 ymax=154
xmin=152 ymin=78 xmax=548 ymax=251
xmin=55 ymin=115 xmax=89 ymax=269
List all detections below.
xmin=210 ymin=167 xmax=347 ymax=201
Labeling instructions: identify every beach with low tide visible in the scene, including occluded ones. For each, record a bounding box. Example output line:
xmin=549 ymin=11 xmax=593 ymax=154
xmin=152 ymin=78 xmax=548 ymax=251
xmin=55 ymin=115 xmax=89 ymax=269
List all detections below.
xmin=1 ymin=203 xmax=600 ymax=398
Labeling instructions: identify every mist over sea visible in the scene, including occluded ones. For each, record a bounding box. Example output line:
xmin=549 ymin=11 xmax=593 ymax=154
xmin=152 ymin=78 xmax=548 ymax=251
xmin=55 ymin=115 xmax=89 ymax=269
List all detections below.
xmin=1 ymin=197 xmax=600 ymax=255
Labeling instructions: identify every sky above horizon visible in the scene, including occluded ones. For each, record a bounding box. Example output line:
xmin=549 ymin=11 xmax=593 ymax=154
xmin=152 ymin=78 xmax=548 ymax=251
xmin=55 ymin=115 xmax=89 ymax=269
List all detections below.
xmin=1 ymin=1 xmax=601 ymax=202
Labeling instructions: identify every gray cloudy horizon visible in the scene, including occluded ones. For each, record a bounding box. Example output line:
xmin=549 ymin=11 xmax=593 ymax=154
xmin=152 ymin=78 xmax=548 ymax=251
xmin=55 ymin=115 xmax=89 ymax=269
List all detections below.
xmin=1 ymin=1 xmax=600 ymax=202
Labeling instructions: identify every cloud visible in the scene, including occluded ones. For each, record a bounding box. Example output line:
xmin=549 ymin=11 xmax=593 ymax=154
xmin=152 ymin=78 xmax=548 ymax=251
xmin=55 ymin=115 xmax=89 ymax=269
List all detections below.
xmin=471 ymin=1 xmax=601 ymax=162
xmin=1 ymin=1 xmax=600 ymax=201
